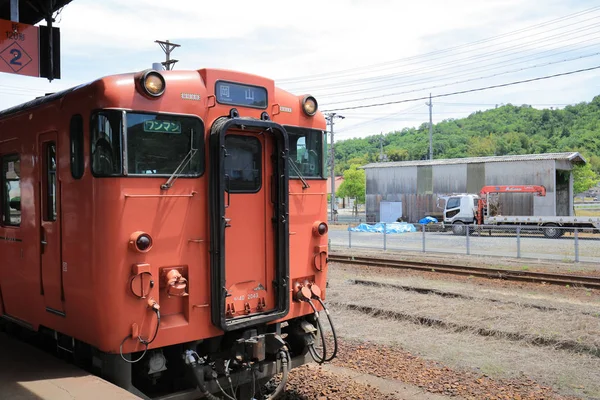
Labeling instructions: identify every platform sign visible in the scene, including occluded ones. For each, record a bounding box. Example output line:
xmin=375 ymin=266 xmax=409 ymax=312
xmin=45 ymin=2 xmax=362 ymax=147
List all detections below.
xmin=0 ymin=19 xmax=40 ymax=78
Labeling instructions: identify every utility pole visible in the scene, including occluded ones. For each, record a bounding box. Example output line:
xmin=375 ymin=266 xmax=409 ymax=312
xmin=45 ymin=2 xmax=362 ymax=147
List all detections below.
xmin=426 ymin=93 xmax=433 ymax=160
xmin=379 ymin=132 xmax=387 ymax=162
xmin=155 ymin=40 xmax=181 ymax=70
xmin=325 ymin=112 xmax=345 ymax=222
xmin=10 ymin=0 xmax=18 ymax=21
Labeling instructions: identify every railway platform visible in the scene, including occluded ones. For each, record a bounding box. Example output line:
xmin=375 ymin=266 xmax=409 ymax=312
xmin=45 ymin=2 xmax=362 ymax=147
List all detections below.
xmin=0 ymin=332 xmax=140 ymax=400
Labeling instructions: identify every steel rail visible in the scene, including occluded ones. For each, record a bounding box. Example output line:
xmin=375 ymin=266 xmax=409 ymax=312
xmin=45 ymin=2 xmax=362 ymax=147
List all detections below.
xmin=328 ymin=254 xmax=600 ymax=289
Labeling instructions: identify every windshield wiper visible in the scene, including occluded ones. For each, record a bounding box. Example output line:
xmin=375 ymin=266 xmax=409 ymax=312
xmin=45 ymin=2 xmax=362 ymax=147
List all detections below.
xmin=289 ymin=160 xmax=310 ymax=189
xmin=161 ymin=129 xmax=197 ymax=190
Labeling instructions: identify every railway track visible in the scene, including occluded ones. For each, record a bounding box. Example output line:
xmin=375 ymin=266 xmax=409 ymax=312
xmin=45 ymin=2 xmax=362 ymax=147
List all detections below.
xmin=328 ymin=254 xmax=600 ymax=290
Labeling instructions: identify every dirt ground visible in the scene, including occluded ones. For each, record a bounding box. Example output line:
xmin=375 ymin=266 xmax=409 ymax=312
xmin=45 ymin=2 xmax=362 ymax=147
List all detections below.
xmin=318 ymin=259 xmax=600 ymax=400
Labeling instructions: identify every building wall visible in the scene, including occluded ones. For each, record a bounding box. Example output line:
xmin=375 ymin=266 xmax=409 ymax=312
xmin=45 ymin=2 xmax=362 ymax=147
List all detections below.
xmin=366 ymin=159 xmax=564 ymax=223
xmin=484 ymin=160 xmax=555 ymax=216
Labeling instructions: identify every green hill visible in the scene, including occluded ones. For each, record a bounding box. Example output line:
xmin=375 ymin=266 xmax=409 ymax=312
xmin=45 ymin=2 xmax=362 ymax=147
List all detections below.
xmin=333 ymin=95 xmax=600 ymax=189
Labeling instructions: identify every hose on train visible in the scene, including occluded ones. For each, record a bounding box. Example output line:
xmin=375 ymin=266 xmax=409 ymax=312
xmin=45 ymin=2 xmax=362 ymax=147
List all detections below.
xmin=119 ymin=302 xmax=161 ymax=363
xmin=300 ymin=287 xmax=338 ymax=365
xmin=264 ymin=348 xmax=290 ymax=400
xmin=190 ymin=365 xmax=222 ymax=400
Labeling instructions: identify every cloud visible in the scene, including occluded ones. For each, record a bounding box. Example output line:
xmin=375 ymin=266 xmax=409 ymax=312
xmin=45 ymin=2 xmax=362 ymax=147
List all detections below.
xmin=0 ymin=0 xmax=598 ymax=139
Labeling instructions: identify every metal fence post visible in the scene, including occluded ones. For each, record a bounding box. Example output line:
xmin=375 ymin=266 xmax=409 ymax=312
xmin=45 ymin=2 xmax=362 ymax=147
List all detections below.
xmin=516 ymin=226 xmax=521 ymax=258
xmin=349 ymin=228 xmax=352 ymax=249
xmin=422 ymin=224 xmax=426 ymax=253
xmin=383 ymin=222 xmax=387 ymax=251
xmin=574 ymin=228 xmax=579 ymax=263
xmin=466 ymin=225 xmax=470 ymax=255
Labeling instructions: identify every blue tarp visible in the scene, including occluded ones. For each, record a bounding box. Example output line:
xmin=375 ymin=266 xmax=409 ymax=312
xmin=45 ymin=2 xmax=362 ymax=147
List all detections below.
xmin=348 ymin=222 xmax=417 ymax=233
xmin=419 ymin=216 xmax=438 ymax=224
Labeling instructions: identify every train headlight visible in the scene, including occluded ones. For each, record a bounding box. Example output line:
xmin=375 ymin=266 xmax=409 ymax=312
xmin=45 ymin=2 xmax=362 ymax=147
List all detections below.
xmin=302 ymin=95 xmax=318 ymax=116
xmin=138 ymin=70 xmax=166 ymax=97
xmin=129 ymin=231 xmax=153 ymax=253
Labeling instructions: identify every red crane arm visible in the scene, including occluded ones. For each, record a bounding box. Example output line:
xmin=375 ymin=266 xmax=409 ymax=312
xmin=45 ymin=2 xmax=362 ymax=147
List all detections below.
xmin=479 ymin=185 xmax=546 ymax=197
xmin=475 ymin=185 xmax=546 ymax=225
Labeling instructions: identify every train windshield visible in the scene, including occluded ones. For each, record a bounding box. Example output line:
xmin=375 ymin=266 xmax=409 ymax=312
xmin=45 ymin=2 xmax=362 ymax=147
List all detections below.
xmin=91 ymin=111 xmax=204 ymax=176
xmin=286 ymin=127 xmax=325 ymax=179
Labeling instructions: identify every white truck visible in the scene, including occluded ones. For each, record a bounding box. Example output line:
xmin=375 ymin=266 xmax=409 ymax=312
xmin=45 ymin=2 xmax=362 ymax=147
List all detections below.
xmin=442 ymin=185 xmax=600 ymax=238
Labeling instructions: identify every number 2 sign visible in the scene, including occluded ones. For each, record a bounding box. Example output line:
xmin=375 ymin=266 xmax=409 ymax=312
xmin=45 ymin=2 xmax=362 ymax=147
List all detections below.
xmin=0 ymin=19 xmax=39 ymax=77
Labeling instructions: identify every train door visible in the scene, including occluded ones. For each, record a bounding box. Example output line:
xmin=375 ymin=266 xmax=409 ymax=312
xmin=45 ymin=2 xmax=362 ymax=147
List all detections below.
xmin=39 ymin=132 xmax=64 ymax=316
xmin=209 ymin=117 xmax=289 ymax=331
xmin=223 ymin=132 xmax=270 ymax=311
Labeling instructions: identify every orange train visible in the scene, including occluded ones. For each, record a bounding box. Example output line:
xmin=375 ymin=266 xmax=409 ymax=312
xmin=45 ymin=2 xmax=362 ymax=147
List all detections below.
xmin=0 ymin=67 xmax=336 ymax=399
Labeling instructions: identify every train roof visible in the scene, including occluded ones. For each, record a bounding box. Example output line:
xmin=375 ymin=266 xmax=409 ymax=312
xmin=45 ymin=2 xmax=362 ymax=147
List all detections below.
xmin=0 ymin=82 xmax=93 ymax=120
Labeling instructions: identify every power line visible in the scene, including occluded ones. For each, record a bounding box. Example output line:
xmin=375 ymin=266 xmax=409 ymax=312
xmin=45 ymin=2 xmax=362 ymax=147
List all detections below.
xmin=304 ymin=29 xmax=600 ymax=98
xmin=322 ymin=64 xmax=600 ymax=112
xmin=277 ymin=5 xmax=600 ymax=83
xmin=320 ymin=51 xmax=600 ymax=106
xmin=336 ymin=104 xmax=424 ymax=134
xmin=287 ymin=16 xmax=600 ymax=92
xmin=435 ymin=102 xmax=572 ymax=106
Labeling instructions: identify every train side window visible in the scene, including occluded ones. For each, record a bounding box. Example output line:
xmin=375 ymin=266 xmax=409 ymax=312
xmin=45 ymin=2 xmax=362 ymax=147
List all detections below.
xmin=43 ymin=143 xmax=57 ymax=221
xmin=91 ymin=111 xmax=123 ymax=176
xmin=70 ymin=114 xmax=84 ymax=179
xmin=224 ymin=135 xmax=261 ymax=193
xmin=1 ymin=154 xmax=21 ymax=226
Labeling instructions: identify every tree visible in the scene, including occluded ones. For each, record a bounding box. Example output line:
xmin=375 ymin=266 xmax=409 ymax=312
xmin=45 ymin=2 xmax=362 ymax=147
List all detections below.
xmin=329 ymin=97 xmax=600 ymax=168
xmin=573 ymin=163 xmax=599 ymax=194
xmin=336 ymin=164 xmax=366 ymax=215
xmin=387 ymin=148 xmax=409 ymax=161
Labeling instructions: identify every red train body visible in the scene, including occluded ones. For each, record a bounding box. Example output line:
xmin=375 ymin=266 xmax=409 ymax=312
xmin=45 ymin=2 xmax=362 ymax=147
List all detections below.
xmin=0 ymin=67 xmax=333 ymax=399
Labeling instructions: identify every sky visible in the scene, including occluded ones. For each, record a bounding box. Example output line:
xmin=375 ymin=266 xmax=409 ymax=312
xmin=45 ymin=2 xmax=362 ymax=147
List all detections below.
xmin=1 ymin=0 xmax=599 ymax=142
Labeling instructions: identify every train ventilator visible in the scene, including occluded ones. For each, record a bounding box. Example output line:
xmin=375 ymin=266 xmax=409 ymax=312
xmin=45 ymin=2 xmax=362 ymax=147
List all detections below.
xmin=0 ymin=67 xmax=338 ymax=399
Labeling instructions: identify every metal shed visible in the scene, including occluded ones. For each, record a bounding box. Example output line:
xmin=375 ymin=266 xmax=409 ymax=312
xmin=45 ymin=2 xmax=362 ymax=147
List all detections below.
xmin=362 ymin=152 xmax=586 ymax=223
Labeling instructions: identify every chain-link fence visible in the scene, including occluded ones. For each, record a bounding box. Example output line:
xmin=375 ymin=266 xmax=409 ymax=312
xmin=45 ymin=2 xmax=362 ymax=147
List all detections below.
xmin=329 ymin=223 xmax=600 ymax=263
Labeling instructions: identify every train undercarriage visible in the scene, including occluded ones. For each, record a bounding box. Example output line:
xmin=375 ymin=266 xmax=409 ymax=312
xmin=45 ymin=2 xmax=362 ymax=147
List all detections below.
xmin=0 ymin=310 xmax=331 ymax=400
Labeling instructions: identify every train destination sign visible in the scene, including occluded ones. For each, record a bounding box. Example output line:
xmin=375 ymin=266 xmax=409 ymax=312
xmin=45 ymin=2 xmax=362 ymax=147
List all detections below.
xmin=215 ymin=81 xmax=268 ymax=109
xmin=0 ymin=19 xmax=40 ymax=78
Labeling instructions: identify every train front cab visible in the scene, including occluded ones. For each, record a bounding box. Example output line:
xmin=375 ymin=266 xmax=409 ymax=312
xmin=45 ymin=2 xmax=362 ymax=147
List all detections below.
xmin=0 ymin=69 xmax=335 ymax=400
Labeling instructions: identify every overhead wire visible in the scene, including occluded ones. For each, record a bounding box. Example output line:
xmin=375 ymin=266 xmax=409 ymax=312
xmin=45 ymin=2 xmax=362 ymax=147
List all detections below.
xmin=276 ymin=5 xmax=600 ymax=83
xmin=322 ymin=64 xmax=600 ymax=112
xmin=314 ymin=37 xmax=600 ymax=99
xmin=335 ymin=104 xmax=425 ymax=136
xmin=321 ymin=50 xmax=600 ymax=106
xmin=286 ymin=16 xmax=600 ymax=92
xmin=295 ymin=33 xmax=600 ymax=100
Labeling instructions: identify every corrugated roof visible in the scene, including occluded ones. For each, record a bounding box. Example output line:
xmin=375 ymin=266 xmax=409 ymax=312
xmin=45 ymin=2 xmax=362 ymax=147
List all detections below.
xmin=361 ymin=152 xmax=586 ymax=169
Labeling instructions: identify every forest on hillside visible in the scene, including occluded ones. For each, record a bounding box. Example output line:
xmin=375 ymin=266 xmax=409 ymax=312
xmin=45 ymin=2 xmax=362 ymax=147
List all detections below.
xmin=333 ymin=95 xmax=600 ymax=191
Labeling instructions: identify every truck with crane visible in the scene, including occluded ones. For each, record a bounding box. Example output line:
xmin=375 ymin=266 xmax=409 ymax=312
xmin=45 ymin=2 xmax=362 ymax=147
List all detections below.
xmin=442 ymin=185 xmax=600 ymax=238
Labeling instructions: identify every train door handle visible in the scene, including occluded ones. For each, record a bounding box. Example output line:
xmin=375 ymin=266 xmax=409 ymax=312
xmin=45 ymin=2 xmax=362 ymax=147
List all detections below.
xmin=225 ymin=175 xmax=231 ymax=208
xmin=41 ymin=238 xmax=47 ymax=254
xmin=41 ymin=227 xmax=48 ymax=254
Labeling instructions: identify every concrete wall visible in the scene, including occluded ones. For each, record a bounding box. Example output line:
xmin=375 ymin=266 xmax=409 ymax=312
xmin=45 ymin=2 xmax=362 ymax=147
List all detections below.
xmin=366 ymin=159 xmax=566 ymax=223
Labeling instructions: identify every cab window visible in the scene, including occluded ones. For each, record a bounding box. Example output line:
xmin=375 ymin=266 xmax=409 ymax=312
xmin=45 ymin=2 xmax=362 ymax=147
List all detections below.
xmin=90 ymin=110 xmax=204 ymax=177
xmin=446 ymin=197 xmax=460 ymax=209
xmin=286 ymin=126 xmax=325 ymax=179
